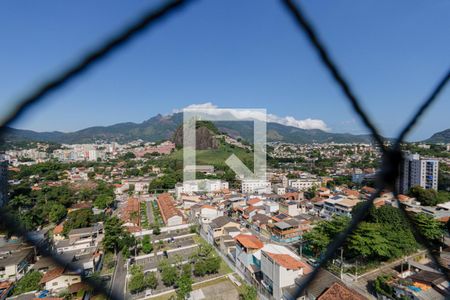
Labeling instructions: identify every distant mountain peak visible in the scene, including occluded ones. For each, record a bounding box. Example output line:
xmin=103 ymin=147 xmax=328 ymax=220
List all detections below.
xmin=0 ymin=112 xmax=412 ymax=146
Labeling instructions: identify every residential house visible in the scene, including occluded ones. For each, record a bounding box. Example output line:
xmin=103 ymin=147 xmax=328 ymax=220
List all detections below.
xmin=268 ymin=220 xmax=302 ymax=243
xmin=260 ymin=248 xmax=310 ymax=300
xmin=207 ymin=216 xmax=240 ymax=245
xmin=279 ymin=201 xmax=300 ymax=217
xmin=234 ymin=234 xmax=264 ymax=281
xmin=40 ymin=267 xmax=81 ymax=292
xmin=0 ymin=246 xmax=35 ymax=281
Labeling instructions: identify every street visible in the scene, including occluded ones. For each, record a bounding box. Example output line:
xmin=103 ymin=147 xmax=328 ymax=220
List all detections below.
xmin=109 ymin=253 xmax=127 ymax=299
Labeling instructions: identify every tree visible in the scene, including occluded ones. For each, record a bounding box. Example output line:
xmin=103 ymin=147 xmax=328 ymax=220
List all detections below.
xmin=128 ymin=265 xmax=146 ymax=294
xmin=369 ymin=205 xmax=408 ymax=229
xmin=348 ymin=222 xmax=391 ymax=260
xmin=159 ymin=259 xmax=178 ymax=287
xmin=152 ymin=224 xmax=161 ymax=235
xmin=240 ymin=285 xmax=257 ymax=300
xmin=193 ymin=260 xmax=207 ymax=277
xmin=122 ymin=152 xmax=136 ymax=160
xmin=63 ymin=208 xmax=94 ymax=234
xmin=144 ymin=272 xmax=158 ymax=290
xmin=94 ymin=194 xmax=114 ymax=209
xmin=373 ymin=275 xmax=394 ymax=297
xmin=204 ymin=256 xmax=221 ymax=274
xmin=413 ymin=213 xmax=444 ymax=242
xmin=48 ymin=202 xmax=67 ymax=223
xmin=409 ymin=185 xmax=438 ymax=206
xmin=303 ymin=216 xmax=349 ymax=256
xmin=103 ymin=216 xmax=135 ymax=254
xmin=12 ymin=270 xmax=42 ymax=295
xmin=141 ymin=235 xmax=153 ymax=254
xmin=176 ymin=264 xmax=193 ymax=299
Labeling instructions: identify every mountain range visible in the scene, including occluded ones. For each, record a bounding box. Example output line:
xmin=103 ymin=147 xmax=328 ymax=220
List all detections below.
xmin=1 ymin=113 xmax=448 ymax=145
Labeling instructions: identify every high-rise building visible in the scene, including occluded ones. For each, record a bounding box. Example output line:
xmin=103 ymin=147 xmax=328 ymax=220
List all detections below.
xmin=397 ymin=153 xmax=438 ymax=194
xmin=0 ymin=157 xmax=8 ymax=207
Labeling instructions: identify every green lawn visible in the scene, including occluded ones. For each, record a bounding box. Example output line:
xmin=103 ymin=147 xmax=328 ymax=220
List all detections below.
xmin=166 ymin=143 xmax=253 ymax=170
xmin=140 ymin=202 xmax=150 ymax=229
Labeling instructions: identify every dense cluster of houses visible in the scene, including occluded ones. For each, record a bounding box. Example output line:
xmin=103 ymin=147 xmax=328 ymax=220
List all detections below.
xmin=0 ymin=222 xmax=103 ymax=298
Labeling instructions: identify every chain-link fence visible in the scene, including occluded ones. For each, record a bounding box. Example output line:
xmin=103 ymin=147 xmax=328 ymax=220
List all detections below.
xmin=0 ymin=0 xmax=449 ymax=299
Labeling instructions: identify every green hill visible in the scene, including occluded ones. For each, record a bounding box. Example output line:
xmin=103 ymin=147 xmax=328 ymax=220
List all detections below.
xmin=166 ymin=141 xmax=254 ymax=171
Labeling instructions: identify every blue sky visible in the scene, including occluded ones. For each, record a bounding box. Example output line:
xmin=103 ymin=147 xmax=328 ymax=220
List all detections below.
xmin=0 ymin=0 xmax=449 ymax=141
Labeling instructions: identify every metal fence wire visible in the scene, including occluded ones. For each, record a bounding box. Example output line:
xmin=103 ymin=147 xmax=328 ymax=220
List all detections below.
xmin=0 ymin=0 xmax=449 ymax=299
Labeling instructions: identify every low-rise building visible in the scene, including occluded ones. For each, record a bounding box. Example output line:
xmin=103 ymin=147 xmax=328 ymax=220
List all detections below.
xmin=241 ymin=180 xmax=271 ymax=194
xmin=0 ymin=247 xmax=35 ymax=281
xmin=207 ymin=216 xmax=240 ymax=245
xmin=156 ymin=193 xmax=184 ymax=227
xmin=40 ymin=267 xmax=82 ymax=292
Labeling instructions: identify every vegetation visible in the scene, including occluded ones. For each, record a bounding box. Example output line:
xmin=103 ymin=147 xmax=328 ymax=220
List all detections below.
xmin=12 ymin=270 xmax=42 ymax=295
xmin=304 ymin=205 xmax=418 ymax=263
xmin=128 ymin=265 xmax=158 ymax=294
xmin=191 ymin=244 xmax=221 ymax=277
xmin=373 ymin=274 xmax=394 ymax=298
xmin=103 ymin=216 xmax=135 ymax=256
xmin=63 ymin=208 xmax=95 ymax=234
xmin=413 ymin=213 xmax=444 ymax=242
xmin=159 ymin=260 xmax=178 ymax=287
xmin=176 ymin=264 xmax=193 ymax=300
xmin=408 ymin=185 xmax=449 ymax=206
xmin=239 ymin=284 xmax=257 ymax=300
xmin=141 ymin=235 xmax=153 ymax=254
xmin=140 ymin=202 xmax=150 ymax=229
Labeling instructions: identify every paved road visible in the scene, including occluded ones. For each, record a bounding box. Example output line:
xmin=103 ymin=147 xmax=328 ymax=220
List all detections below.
xmin=110 ymin=253 xmax=127 ymax=299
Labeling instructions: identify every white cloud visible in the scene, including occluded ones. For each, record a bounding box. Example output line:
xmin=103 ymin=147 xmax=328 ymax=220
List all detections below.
xmin=172 ymin=102 xmax=217 ymax=113
xmin=175 ymin=102 xmax=331 ymax=131
xmin=267 ymin=114 xmax=330 ymax=131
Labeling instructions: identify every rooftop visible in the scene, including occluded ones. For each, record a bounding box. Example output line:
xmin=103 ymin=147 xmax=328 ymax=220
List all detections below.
xmin=234 ymin=234 xmax=263 ymax=249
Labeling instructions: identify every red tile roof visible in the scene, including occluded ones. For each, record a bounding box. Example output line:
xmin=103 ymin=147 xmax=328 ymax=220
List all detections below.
xmin=361 ymin=186 xmax=376 ymax=194
xmin=318 ymin=282 xmax=367 ymax=300
xmin=201 ymin=204 xmax=216 ymax=210
xmin=247 ymin=198 xmax=261 ymax=205
xmin=234 ymin=234 xmax=263 ymax=249
xmin=342 ymin=189 xmax=360 ymax=198
xmin=122 ymin=197 xmax=140 ymax=226
xmin=53 ymin=223 xmax=64 ymax=235
xmin=265 ymin=252 xmax=305 ymax=270
xmin=157 ymin=193 xmax=184 ymax=225
xmin=40 ymin=267 xmax=65 ymax=283
xmin=397 ymin=194 xmax=410 ymax=202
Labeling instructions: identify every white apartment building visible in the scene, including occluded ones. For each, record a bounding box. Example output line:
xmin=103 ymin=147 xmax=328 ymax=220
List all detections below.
xmin=287 ymin=178 xmax=321 ymax=191
xmin=323 ymin=196 xmax=360 ymax=217
xmin=397 ymin=153 xmax=439 ymax=194
xmin=241 ymin=179 xmax=271 ymax=194
xmin=174 ymin=179 xmax=229 ymax=198
xmin=273 ymin=184 xmax=286 ymax=195
xmin=259 ymin=245 xmax=307 ymax=300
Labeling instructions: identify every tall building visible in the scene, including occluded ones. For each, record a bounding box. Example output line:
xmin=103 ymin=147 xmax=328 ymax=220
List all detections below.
xmin=0 ymin=157 xmax=8 ymax=207
xmin=397 ymin=153 xmax=439 ymax=194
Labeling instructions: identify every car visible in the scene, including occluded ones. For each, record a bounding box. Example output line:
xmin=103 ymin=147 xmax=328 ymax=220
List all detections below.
xmin=145 ymin=289 xmax=153 ymax=297
xmin=37 ymin=290 xmax=49 ymax=298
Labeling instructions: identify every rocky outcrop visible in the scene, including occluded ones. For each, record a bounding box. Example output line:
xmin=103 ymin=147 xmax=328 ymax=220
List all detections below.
xmin=172 ymin=125 xmax=219 ymax=150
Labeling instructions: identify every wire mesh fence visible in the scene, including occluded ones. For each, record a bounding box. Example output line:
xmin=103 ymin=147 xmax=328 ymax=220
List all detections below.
xmin=0 ymin=0 xmax=449 ymax=299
